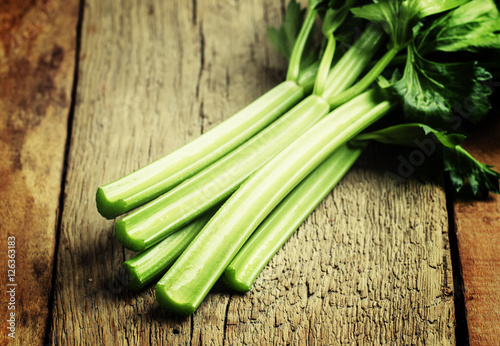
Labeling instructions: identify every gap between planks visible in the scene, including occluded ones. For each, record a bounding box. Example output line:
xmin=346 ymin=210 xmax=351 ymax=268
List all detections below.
xmin=44 ymin=0 xmax=86 ymax=344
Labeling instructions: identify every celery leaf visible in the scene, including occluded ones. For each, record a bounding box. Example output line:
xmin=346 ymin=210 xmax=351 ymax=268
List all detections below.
xmin=350 ymin=0 xmax=422 ymax=49
xmin=393 ymin=47 xmax=493 ymax=129
xmin=416 ymin=0 xmax=470 ymax=18
xmin=417 ymin=0 xmax=500 ymax=54
xmin=444 ymin=145 xmax=500 ymax=195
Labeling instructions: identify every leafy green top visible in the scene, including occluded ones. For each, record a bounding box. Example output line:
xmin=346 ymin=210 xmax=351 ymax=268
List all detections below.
xmin=351 ymin=0 xmax=500 ymax=195
xmin=390 ymin=0 xmax=498 ymax=129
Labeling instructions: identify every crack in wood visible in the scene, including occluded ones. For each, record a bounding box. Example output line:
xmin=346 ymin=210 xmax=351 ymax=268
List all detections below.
xmin=192 ymin=0 xmax=197 ymax=25
xmin=445 ymin=178 xmax=470 ymax=344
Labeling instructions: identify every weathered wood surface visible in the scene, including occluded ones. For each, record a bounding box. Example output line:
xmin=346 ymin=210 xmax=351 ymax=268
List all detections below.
xmin=0 ymin=0 xmax=79 ymax=345
xmin=49 ymin=0 xmax=456 ymax=344
xmin=453 ymin=113 xmax=500 ymax=345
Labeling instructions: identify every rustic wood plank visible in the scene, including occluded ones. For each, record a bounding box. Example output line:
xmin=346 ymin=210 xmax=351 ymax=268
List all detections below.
xmin=452 ymin=112 xmax=500 ymax=345
xmin=51 ymin=0 xmax=455 ymax=344
xmin=0 ymin=0 xmax=79 ymax=344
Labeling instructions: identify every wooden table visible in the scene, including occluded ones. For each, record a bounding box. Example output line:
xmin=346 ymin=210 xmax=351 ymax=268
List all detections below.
xmin=1 ymin=0 xmax=498 ymax=345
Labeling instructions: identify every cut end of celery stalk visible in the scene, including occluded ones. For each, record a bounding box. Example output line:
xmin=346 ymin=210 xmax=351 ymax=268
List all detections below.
xmin=155 ymin=283 xmax=197 ymax=315
xmin=115 ymin=219 xmax=146 ymax=252
xmin=122 ymin=261 xmax=144 ymax=292
xmin=222 ymin=266 xmax=252 ymax=293
xmin=96 ymin=187 xmax=127 ymax=220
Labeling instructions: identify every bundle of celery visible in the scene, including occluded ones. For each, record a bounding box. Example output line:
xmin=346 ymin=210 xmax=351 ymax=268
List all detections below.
xmin=96 ymin=0 xmax=500 ymax=315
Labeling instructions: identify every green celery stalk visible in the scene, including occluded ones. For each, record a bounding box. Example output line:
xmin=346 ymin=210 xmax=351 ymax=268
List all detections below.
xmin=327 ymin=47 xmax=399 ymax=108
xmin=115 ymin=27 xmax=384 ymax=252
xmin=223 ymin=143 xmax=365 ymax=292
xmin=286 ymin=3 xmax=319 ymax=82
xmin=155 ymin=88 xmax=394 ymax=315
xmin=123 ymin=211 xmax=213 ymax=291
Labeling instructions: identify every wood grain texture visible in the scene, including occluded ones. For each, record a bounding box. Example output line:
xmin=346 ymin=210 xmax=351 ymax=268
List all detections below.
xmin=453 ymin=113 xmax=500 ymax=345
xmin=0 ymin=0 xmax=79 ymax=345
xmin=51 ymin=0 xmax=455 ymax=344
